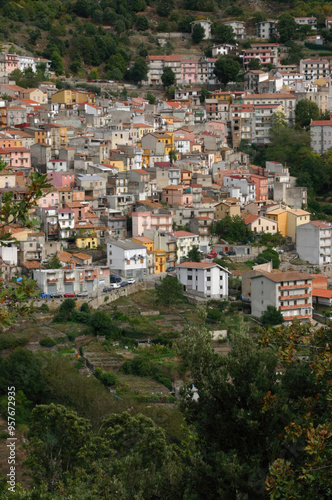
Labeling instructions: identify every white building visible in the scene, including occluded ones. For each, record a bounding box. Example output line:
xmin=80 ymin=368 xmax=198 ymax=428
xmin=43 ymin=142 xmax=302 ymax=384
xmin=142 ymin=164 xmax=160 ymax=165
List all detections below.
xmin=171 ymin=231 xmax=200 ymax=263
xmin=256 ymin=20 xmax=278 ymax=39
xmin=294 ymin=17 xmax=317 ymax=29
xmin=107 ymin=239 xmax=147 ymax=279
xmin=58 ymin=208 xmax=75 ymax=239
xmin=46 ymin=159 xmax=67 ymax=173
xmin=223 ymin=175 xmax=256 ymax=207
xmin=212 ymin=43 xmax=238 ymax=57
xmin=251 ymin=271 xmax=313 ymax=324
xmin=0 ymin=242 xmax=18 ymax=265
xmin=223 ymin=20 xmax=246 ymax=40
xmin=299 ymin=59 xmax=329 ymax=80
xmin=310 ymin=119 xmax=332 ymax=154
xmin=296 ymin=220 xmax=332 ymax=265
xmin=176 ymin=262 xmax=230 ymax=299
xmin=33 ymin=266 xmax=110 ymax=295
xmin=190 ymin=20 xmax=212 ymax=40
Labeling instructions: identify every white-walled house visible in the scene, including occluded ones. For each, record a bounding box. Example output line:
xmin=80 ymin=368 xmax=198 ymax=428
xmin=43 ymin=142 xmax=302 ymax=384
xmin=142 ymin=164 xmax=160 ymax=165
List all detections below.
xmin=296 ymin=220 xmax=332 ymax=265
xmin=171 ymin=231 xmax=200 ymax=263
xmin=251 ymin=271 xmax=313 ymax=324
xmin=107 ymin=239 xmax=147 ymax=279
xmin=176 ymin=262 xmax=230 ymax=299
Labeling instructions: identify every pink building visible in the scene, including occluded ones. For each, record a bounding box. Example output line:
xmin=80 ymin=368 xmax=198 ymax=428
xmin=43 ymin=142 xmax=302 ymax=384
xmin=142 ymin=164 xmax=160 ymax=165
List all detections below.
xmin=48 ymin=172 xmax=75 ymax=188
xmin=37 ymin=189 xmax=59 ymax=208
xmin=132 ymin=210 xmax=173 ymax=237
xmin=67 ymin=201 xmax=89 ymax=223
xmin=181 ymin=60 xmax=199 ymax=85
xmin=249 ymin=174 xmax=269 ymax=201
xmin=4 ymin=147 xmax=31 ymax=169
xmin=5 ymin=54 xmax=18 ymax=73
xmin=243 ymin=49 xmax=275 ymax=67
xmin=162 ymin=185 xmax=193 ymax=206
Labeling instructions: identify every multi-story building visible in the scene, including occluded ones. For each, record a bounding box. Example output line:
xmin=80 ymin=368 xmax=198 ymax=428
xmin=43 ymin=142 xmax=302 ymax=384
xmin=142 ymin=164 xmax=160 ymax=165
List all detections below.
xmin=299 ymin=59 xmax=329 ymax=80
xmin=223 ymin=20 xmax=246 ymax=40
xmin=34 ymin=266 xmax=110 ymax=295
xmin=214 ymin=198 xmax=241 ymax=220
xmin=176 ymin=262 xmax=229 ymax=300
xmin=190 ymin=19 xmax=212 ymax=40
xmin=294 ymin=17 xmax=317 ymax=29
xmin=189 ymin=216 xmax=213 ymax=253
xmin=230 ymin=104 xmax=254 ymax=148
xmin=256 ymin=20 xmax=278 ymax=39
xmin=251 ymin=271 xmax=313 ymax=324
xmin=131 ymin=208 xmax=173 ymax=237
xmin=162 ymin=185 xmax=192 ymax=206
xmin=171 ymin=230 xmax=200 ymax=263
xmin=244 ymin=214 xmax=278 ymax=234
xmin=212 ymin=43 xmax=239 ymax=57
xmin=310 ymin=119 xmax=332 ymax=154
xmin=296 ymin=221 xmax=332 ymax=265
xmin=266 ymin=207 xmax=310 ymax=241
xmin=243 ymin=93 xmax=296 ymax=125
xmin=146 ymin=55 xmax=182 ymax=85
xmin=223 ymin=175 xmax=256 ymax=207
xmin=253 ymin=103 xmax=283 ymax=144
xmin=106 ymin=239 xmax=147 ymax=279
xmin=58 ymin=208 xmax=75 ymax=239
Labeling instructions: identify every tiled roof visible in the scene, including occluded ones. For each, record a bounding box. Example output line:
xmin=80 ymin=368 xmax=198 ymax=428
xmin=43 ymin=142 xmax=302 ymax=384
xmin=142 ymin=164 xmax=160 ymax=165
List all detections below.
xmin=312 ymin=288 xmax=332 ymax=298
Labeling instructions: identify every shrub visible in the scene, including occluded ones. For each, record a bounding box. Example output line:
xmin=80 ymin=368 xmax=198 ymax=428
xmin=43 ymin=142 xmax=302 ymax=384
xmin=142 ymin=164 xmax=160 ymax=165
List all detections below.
xmin=80 ymin=302 xmax=90 ymax=313
xmin=0 ymin=335 xmax=28 ymax=350
xmin=38 ymin=303 xmax=50 ymax=313
xmin=39 ymin=337 xmax=57 ymax=347
xmin=94 ymin=367 xmax=118 ymax=387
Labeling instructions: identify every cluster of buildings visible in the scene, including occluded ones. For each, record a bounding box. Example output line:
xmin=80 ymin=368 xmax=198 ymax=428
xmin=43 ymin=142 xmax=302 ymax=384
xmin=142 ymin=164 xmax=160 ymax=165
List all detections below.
xmin=1 ymin=25 xmax=332 ymax=323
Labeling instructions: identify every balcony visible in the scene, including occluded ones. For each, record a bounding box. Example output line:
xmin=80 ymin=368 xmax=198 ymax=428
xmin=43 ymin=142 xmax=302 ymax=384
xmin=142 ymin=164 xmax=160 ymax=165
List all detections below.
xmin=85 ymin=275 xmax=94 ymax=280
xmin=280 ymin=304 xmax=309 ymax=310
xmin=284 ymin=314 xmax=312 ymax=321
xmin=279 ymin=284 xmax=311 ymax=290
xmin=279 ymin=294 xmax=311 ymax=300
xmin=47 ymin=278 xmax=58 ymax=283
xmin=64 ymin=276 xmax=75 ymax=282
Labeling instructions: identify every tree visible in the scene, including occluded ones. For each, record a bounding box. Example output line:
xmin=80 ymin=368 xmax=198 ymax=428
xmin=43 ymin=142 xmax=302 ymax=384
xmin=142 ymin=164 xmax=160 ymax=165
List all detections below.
xmin=192 ymin=23 xmax=205 ymax=44
xmin=256 ymin=248 xmax=280 ymax=269
xmin=89 ymin=310 xmax=114 ymax=336
xmin=200 ymin=86 xmax=210 ymax=103
xmin=260 ymin=305 xmax=284 ymax=325
xmin=25 ymin=403 xmax=92 ymax=490
xmin=168 ymin=149 xmax=177 ymax=164
xmin=130 ymin=57 xmax=148 ymax=83
xmin=212 ymin=215 xmax=253 ymax=244
xmin=45 ymin=255 xmax=62 ymax=269
xmin=212 ymin=23 xmax=235 ymax=44
xmin=136 ymin=15 xmax=149 ymax=31
xmin=58 ymin=298 xmax=76 ymax=319
xmin=295 ymin=99 xmax=320 ymax=128
xmin=156 ymin=276 xmax=184 ymax=306
xmin=51 ymin=50 xmax=65 ymax=76
xmin=278 ymin=13 xmax=298 ymax=43
xmin=248 ymin=58 xmax=262 ymax=70
xmin=157 ymin=0 xmax=174 ymax=17
xmin=145 ymin=92 xmax=156 ymax=104
xmin=187 ymin=246 xmax=201 ymax=262
xmin=161 ymin=66 xmax=175 ymax=88
xmin=213 ymin=56 xmax=240 ymax=87
xmin=89 ymin=68 xmax=99 ymax=80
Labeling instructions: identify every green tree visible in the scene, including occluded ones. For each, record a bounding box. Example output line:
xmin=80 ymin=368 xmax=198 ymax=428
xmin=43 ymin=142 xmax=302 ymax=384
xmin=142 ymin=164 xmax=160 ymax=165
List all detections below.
xmin=89 ymin=68 xmax=99 ymax=80
xmin=200 ymin=86 xmax=210 ymax=103
xmin=295 ymin=98 xmax=320 ymax=128
xmin=130 ymin=57 xmax=148 ymax=84
xmin=59 ymin=298 xmax=76 ymax=319
xmin=156 ymin=275 xmax=184 ymax=306
xmin=260 ymin=305 xmax=284 ymax=326
xmin=212 ymin=23 xmax=235 ymax=44
xmin=136 ymin=15 xmax=149 ymax=31
xmin=45 ymin=255 xmax=62 ymax=269
xmin=213 ymin=56 xmax=240 ymax=87
xmin=212 ymin=215 xmax=253 ymax=244
xmin=145 ymin=92 xmax=156 ymax=104
xmin=187 ymin=246 xmax=201 ymax=262
xmin=89 ymin=310 xmax=115 ymax=337
xmin=25 ymin=403 xmax=92 ymax=490
xmin=248 ymin=58 xmax=262 ymax=70
xmin=278 ymin=13 xmax=298 ymax=43
xmin=51 ymin=50 xmax=65 ymax=76
xmin=192 ymin=23 xmax=205 ymax=44
xmin=161 ymin=66 xmax=175 ymax=88
xmin=168 ymin=149 xmax=177 ymax=164
xmin=256 ymin=248 xmax=280 ymax=269
xmin=157 ymin=0 xmax=174 ymax=17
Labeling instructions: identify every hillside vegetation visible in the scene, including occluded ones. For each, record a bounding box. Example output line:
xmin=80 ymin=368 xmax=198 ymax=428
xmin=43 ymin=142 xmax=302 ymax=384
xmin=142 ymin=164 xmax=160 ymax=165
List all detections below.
xmin=1 ymin=0 xmax=331 ymax=79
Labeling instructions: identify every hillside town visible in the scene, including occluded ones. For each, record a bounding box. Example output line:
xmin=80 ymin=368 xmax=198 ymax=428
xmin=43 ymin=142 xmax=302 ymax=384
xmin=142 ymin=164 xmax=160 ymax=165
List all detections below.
xmin=2 ymin=13 xmax=332 ymax=326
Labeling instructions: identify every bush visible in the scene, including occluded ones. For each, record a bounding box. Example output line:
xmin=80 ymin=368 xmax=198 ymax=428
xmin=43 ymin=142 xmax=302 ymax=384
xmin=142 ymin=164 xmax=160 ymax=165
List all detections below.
xmin=80 ymin=302 xmax=90 ymax=313
xmin=39 ymin=337 xmax=57 ymax=347
xmin=94 ymin=367 xmax=117 ymax=387
xmin=260 ymin=305 xmax=284 ymax=326
xmin=38 ymin=303 xmax=50 ymax=313
xmin=153 ymin=374 xmax=172 ymax=390
xmin=0 ymin=335 xmax=28 ymax=350
xmin=71 ymin=310 xmax=90 ymax=324
xmin=207 ymin=308 xmax=222 ymax=323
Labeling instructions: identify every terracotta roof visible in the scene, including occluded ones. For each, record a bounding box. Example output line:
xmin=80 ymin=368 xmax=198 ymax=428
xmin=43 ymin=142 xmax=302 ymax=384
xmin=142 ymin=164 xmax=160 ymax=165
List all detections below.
xmin=245 ymin=214 xmax=260 ymax=224
xmin=312 ymin=288 xmax=332 ymax=298
xmin=73 ymin=252 xmax=91 ymax=260
xmin=172 ymin=231 xmax=198 ymax=237
xmin=311 ymin=120 xmax=332 ymax=126
xmin=22 ymin=260 xmax=44 ymax=269
xmin=132 ymin=236 xmax=154 ymax=243
xmin=252 ymin=271 xmax=313 ymax=283
xmin=177 ymin=262 xmax=219 ymax=269
xmin=310 ymin=220 xmax=331 ymax=228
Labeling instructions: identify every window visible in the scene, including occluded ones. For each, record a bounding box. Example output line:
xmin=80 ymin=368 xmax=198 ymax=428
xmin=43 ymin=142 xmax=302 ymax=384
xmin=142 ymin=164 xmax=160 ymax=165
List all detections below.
xmin=207 ymin=277 xmax=211 ymax=281
xmin=188 ymin=276 xmax=192 ymax=280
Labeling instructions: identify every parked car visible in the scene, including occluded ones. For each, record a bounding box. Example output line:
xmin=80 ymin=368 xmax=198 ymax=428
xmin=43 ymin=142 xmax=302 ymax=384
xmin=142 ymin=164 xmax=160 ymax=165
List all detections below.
xmin=50 ymin=293 xmax=62 ymax=298
xmin=166 ymin=266 xmax=176 ymax=272
xmin=110 ymin=275 xmax=122 ymax=283
xmin=120 ymin=281 xmax=129 ymax=287
xmin=127 ymin=278 xmax=136 ymax=284
xmin=227 ymin=250 xmax=236 ymax=256
xmin=207 ymin=252 xmax=217 ymax=259
xmin=219 ymin=251 xmax=227 ymax=256
xmin=103 ymin=287 xmax=112 ymax=292
xmin=77 ymin=292 xmax=88 ymax=297
xmin=63 ymin=293 xmax=76 ymax=298
xmin=109 ymin=283 xmax=121 ymax=289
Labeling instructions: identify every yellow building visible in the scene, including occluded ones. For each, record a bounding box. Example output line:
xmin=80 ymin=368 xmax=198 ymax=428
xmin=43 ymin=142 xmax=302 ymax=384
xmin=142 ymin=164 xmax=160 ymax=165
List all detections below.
xmin=215 ymin=198 xmax=241 ymax=220
xmin=59 ymin=126 xmax=67 ymax=146
xmin=132 ymin=236 xmax=154 ymax=252
xmin=51 ymin=90 xmax=96 ymax=106
xmin=0 ymin=138 xmax=22 ymax=148
xmin=75 ymin=221 xmax=97 ymax=249
xmin=266 ymin=207 xmax=311 ymax=241
xmin=104 ymin=158 xmax=125 ymax=172
xmin=154 ymin=132 xmax=174 ymax=155
xmin=132 ymin=123 xmax=154 ymax=140
xmin=286 ymin=208 xmax=311 ymax=242
xmin=266 ymin=208 xmax=288 ymax=237
xmin=154 ymin=249 xmax=166 ymax=274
